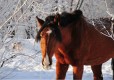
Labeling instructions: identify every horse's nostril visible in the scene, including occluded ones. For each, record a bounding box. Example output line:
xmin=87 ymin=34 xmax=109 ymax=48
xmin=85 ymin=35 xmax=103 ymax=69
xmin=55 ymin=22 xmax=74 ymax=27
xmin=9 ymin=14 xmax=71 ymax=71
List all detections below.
xmin=42 ymin=60 xmax=51 ymax=70
xmin=42 ymin=61 xmax=44 ymax=66
xmin=42 ymin=59 xmax=45 ymax=66
xmin=49 ymin=63 xmax=51 ymax=66
xmin=49 ymin=61 xmax=52 ymax=66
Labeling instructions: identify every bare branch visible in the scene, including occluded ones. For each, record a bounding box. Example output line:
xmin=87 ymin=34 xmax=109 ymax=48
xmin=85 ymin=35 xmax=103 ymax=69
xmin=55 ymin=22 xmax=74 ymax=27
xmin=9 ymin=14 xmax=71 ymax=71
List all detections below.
xmin=76 ymin=0 xmax=84 ymax=10
xmin=0 ymin=55 xmax=17 ymax=68
xmin=0 ymin=0 xmax=29 ymax=29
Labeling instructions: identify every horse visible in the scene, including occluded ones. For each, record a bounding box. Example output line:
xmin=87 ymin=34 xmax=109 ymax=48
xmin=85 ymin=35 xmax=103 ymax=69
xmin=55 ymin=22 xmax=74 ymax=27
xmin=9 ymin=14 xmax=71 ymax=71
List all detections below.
xmin=35 ymin=10 xmax=114 ymax=80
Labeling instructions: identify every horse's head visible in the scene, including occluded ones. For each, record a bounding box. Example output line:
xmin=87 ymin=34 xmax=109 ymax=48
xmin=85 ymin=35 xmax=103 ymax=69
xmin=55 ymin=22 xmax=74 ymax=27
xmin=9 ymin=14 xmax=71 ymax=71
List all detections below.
xmin=35 ymin=14 xmax=62 ymax=69
xmin=35 ymin=10 xmax=83 ymax=69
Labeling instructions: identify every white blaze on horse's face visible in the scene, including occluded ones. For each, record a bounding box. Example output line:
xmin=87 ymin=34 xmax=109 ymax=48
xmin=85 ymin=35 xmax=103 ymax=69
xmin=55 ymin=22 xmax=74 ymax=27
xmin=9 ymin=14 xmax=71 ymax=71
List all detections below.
xmin=41 ymin=28 xmax=52 ymax=69
xmin=43 ymin=53 xmax=51 ymax=69
xmin=46 ymin=29 xmax=52 ymax=35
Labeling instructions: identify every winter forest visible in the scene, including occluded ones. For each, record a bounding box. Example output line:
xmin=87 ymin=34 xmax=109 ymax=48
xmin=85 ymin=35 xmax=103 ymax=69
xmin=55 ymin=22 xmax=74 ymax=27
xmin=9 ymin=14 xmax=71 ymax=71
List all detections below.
xmin=0 ymin=0 xmax=114 ymax=80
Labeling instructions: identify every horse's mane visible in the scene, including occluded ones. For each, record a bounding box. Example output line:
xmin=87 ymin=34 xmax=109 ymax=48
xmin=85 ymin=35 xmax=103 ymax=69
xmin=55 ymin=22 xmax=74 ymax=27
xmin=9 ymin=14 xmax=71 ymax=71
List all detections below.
xmin=44 ymin=10 xmax=83 ymax=27
xmin=35 ymin=10 xmax=84 ymax=42
xmin=59 ymin=10 xmax=83 ymax=27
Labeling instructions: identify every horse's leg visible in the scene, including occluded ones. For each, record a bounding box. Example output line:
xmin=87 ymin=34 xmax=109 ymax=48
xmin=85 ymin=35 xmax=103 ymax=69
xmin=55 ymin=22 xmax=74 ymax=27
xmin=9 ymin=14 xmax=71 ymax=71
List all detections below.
xmin=56 ymin=61 xmax=69 ymax=80
xmin=73 ymin=65 xmax=83 ymax=80
xmin=91 ymin=64 xmax=103 ymax=80
xmin=111 ymin=58 xmax=114 ymax=80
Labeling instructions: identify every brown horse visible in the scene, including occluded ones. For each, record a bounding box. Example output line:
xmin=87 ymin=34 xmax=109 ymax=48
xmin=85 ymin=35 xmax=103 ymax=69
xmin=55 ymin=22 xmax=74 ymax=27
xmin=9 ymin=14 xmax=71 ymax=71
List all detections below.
xmin=35 ymin=10 xmax=114 ymax=80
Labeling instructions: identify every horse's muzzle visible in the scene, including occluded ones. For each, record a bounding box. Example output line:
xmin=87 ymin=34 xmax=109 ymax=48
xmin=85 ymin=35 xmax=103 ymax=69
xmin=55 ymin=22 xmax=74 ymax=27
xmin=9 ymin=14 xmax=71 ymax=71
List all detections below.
xmin=42 ymin=65 xmax=51 ymax=70
xmin=42 ymin=57 xmax=52 ymax=70
xmin=42 ymin=61 xmax=51 ymax=69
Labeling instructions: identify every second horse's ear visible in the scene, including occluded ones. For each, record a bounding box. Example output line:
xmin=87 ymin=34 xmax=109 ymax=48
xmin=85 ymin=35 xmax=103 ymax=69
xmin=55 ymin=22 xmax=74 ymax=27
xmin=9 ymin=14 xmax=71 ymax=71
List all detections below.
xmin=54 ymin=13 xmax=61 ymax=25
xmin=36 ymin=16 xmax=44 ymax=29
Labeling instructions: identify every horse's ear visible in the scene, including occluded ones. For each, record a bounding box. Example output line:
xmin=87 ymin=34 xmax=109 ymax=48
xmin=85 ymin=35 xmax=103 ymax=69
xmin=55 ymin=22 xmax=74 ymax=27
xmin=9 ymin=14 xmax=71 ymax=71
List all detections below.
xmin=54 ymin=13 xmax=61 ymax=26
xmin=36 ymin=16 xmax=44 ymax=29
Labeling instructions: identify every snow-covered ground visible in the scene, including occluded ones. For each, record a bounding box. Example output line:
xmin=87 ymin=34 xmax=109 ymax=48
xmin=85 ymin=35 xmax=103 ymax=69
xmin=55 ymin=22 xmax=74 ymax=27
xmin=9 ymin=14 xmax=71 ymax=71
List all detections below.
xmin=0 ymin=39 xmax=113 ymax=80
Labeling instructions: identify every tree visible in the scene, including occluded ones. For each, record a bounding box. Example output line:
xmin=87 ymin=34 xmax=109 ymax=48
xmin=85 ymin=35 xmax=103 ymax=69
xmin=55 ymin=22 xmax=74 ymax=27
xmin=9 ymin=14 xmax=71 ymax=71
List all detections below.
xmin=105 ymin=0 xmax=114 ymax=18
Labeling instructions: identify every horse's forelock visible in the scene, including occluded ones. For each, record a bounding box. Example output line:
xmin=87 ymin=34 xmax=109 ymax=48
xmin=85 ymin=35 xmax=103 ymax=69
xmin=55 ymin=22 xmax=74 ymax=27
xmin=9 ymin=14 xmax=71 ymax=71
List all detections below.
xmin=45 ymin=15 xmax=62 ymax=42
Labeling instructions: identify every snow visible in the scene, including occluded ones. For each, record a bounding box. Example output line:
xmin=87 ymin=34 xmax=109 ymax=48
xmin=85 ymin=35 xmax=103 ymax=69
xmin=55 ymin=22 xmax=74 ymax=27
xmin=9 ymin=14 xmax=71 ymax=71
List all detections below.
xmin=0 ymin=39 xmax=113 ymax=80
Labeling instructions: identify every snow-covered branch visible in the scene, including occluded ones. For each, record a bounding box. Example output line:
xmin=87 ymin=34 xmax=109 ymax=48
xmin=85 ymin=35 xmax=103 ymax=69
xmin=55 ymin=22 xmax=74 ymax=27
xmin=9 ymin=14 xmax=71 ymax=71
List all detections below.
xmin=0 ymin=0 xmax=28 ymax=29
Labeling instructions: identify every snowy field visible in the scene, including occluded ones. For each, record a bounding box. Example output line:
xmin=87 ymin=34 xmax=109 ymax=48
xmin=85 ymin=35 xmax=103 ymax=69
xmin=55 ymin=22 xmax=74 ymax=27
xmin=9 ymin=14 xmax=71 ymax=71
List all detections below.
xmin=0 ymin=39 xmax=113 ymax=80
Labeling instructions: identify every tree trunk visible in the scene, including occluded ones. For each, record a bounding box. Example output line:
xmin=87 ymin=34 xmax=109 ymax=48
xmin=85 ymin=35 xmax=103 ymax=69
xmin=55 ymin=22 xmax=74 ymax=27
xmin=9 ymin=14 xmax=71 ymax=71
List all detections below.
xmin=70 ymin=0 xmax=73 ymax=12
xmin=15 ymin=0 xmax=27 ymax=39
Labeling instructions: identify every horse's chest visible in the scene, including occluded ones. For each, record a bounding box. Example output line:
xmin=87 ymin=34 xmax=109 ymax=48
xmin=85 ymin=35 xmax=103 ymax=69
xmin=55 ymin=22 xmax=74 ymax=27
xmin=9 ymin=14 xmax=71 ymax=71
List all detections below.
xmin=55 ymin=52 xmax=76 ymax=65
xmin=55 ymin=53 xmax=69 ymax=64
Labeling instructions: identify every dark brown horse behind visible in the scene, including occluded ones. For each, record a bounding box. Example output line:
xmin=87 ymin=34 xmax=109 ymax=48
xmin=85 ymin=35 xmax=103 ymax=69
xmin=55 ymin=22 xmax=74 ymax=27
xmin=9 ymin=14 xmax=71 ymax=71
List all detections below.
xmin=35 ymin=10 xmax=114 ymax=80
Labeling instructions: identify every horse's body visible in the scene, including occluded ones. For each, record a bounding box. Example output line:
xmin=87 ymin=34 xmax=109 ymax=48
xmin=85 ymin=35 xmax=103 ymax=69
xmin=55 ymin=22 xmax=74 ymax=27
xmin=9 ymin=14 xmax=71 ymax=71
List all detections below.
xmin=36 ymin=10 xmax=114 ymax=80
xmin=56 ymin=17 xmax=114 ymax=65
